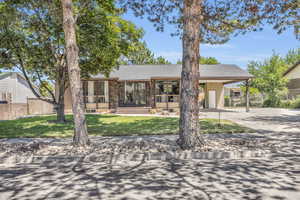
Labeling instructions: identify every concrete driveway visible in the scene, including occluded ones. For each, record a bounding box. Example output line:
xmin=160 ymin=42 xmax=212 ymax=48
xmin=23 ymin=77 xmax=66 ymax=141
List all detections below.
xmin=200 ymin=108 xmax=300 ymax=133
xmin=0 ymin=108 xmax=299 ymax=200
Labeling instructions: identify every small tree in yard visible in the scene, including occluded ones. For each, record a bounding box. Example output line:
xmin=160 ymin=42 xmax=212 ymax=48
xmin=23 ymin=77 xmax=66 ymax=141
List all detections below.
xmin=119 ymin=0 xmax=298 ymax=149
xmin=248 ymin=53 xmax=288 ymax=107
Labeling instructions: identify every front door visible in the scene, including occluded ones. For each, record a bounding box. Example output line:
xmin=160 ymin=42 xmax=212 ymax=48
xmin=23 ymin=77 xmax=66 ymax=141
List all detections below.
xmin=208 ymin=90 xmax=216 ymax=109
xmin=119 ymin=82 xmax=147 ymax=106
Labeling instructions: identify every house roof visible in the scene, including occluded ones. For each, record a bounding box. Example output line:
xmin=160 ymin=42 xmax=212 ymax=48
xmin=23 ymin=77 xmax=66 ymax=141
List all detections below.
xmin=0 ymin=72 xmax=12 ymax=80
xmin=0 ymin=71 xmax=40 ymax=92
xmin=283 ymin=60 xmax=300 ymax=76
xmin=92 ymin=64 xmax=253 ymax=81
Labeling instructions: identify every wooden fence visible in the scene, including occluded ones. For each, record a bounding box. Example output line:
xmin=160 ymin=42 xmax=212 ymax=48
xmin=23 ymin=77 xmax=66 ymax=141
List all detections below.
xmin=0 ymin=98 xmax=54 ymax=120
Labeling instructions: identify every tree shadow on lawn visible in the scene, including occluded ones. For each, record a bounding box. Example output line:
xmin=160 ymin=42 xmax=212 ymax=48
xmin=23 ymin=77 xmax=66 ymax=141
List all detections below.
xmin=0 ymin=150 xmax=299 ymax=200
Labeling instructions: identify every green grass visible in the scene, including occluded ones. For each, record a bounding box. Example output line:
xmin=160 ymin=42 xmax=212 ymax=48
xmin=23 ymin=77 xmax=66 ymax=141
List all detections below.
xmin=0 ymin=114 xmax=254 ymax=138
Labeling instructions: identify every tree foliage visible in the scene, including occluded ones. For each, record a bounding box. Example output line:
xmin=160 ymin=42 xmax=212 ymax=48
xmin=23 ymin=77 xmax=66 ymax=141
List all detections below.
xmin=284 ymin=48 xmax=300 ymax=66
xmin=0 ymin=0 xmax=143 ymax=121
xmin=177 ymin=56 xmax=219 ymax=64
xmin=120 ymin=42 xmax=171 ymax=64
xmin=248 ymin=53 xmax=289 ymax=107
xmin=119 ymin=0 xmax=299 ymax=42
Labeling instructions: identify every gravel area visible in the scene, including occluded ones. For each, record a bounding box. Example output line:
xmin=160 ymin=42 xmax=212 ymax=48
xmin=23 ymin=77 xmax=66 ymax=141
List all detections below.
xmin=0 ymin=133 xmax=277 ymax=166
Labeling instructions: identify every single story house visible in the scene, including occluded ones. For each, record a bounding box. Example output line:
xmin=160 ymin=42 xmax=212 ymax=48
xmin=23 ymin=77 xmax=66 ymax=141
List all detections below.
xmin=0 ymin=72 xmax=36 ymax=103
xmin=64 ymin=64 xmax=253 ymax=113
xmin=283 ymin=61 xmax=300 ymax=98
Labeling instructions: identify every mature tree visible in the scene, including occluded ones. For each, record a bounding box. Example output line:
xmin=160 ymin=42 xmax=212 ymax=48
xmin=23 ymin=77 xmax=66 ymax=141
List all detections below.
xmin=269 ymin=0 xmax=299 ymax=40
xmin=248 ymin=53 xmax=288 ymax=107
xmin=121 ymin=42 xmax=171 ymax=64
xmin=61 ymin=0 xmax=89 ymax=146
xmin=119 ymin=0 xmax=295 ymax=149
xmin=0 ymin=1 xmax=67 ymax=122
xmin=0 ymin=0 xmax=142 ymax=124
xmin=177 ymin=56 xmax=219 ymax=64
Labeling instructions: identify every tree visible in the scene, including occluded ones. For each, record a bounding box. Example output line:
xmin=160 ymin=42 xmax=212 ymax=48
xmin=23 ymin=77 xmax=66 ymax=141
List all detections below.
xmin=0 ymin=0 xmax=142 ymax=123
xmin=284 ymin=48 xmax=300 ymax=66
xmin=200 ymin=57 xmax=219 ymax=64
xmin=120 ymin=0 xmax=290 ymax=149
xmin=177 ymin=56 xmax=219 ymax=64
xmin=0 ymin=0 xmax=68 ymax=122
xmin=61 ymin=0 xmax=89 ymax=146
xmin=121 ymin=41 xmax=171 ymax=64
xmin=248 ymin=53 xmax=288 ymax=107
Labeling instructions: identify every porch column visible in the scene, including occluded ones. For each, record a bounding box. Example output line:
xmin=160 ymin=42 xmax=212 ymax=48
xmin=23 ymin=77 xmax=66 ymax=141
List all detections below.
xmin=108 ymin=80 xmax=118 ymax=109
xmin=104 ymin=81 xmax=109 ymax=103
xmin=88 ymin=81 xmax=94 ymax=103
xmin=150 ymin=79 xmax=156 ymax=108
xmin=245 ymin=79 xmax=250 ymax=112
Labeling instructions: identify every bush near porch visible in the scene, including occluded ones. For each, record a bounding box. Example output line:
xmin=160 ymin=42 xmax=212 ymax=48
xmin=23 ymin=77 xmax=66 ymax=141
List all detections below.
xmin=0 ymin=115 xmax=254 ymax=138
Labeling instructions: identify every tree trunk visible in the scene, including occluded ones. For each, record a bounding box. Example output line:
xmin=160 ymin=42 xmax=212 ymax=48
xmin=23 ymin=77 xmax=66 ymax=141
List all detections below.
xmin=177 ymin=0 xmax=205 ymax=149
xmin=61 ymin=0 xmax=89 ymax=146
xmin=55 ymin=73 xmax=66 ymax=122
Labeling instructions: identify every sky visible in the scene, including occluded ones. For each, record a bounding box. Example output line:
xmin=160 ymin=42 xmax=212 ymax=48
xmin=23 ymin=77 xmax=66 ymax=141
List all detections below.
xmin=123 ymin=12 xmax=299 ymax=70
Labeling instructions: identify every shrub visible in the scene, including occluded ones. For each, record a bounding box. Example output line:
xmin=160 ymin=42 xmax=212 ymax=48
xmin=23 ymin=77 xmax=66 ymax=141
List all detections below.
xmin=291 ymin=97 xmax=300 ymax=109
xmin=280 ymin=99 xmax=292 ymax=108
xmin=280 ymin=96 xmax=300 ymax=109
xmin=263 ymin=97 xmax=281 ymax=107
xmin=224 ymin=96 xmax=230 ymax=107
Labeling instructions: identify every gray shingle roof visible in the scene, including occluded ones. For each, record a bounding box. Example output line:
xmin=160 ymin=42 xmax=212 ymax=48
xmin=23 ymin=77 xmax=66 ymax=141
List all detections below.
xmin=92 ymin=64 xmax=253 ymax=80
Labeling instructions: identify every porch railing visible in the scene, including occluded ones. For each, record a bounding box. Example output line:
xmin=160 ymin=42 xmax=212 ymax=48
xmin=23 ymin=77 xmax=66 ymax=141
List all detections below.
xmin=84 ymin=95 xmax=107 ymax=103
xmin=155 ymin=95 xmax=179 ymax=103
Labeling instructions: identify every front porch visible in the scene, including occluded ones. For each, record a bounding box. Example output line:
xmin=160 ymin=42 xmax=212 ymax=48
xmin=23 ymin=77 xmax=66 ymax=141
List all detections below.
xmin=77 ymin=78 xmax=250 ymax=114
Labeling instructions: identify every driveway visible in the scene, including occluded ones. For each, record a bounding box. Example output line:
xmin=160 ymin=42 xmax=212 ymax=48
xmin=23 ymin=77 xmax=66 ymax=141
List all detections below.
xmin=0 ymin=108 xmax=299 ymax=200
xmin=200 ymin=108 xmax=300 ymax=133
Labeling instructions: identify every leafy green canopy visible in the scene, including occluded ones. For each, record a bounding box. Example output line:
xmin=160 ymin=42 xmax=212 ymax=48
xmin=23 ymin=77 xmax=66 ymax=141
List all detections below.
xmin=177 ymin=56 xmax=219 ymax=64
xmin=119 ymin=0 xmax=299 ymax=43
xmin=0 ymin=0 xmax=143 ymax=83
xmin=285 ymin=48 xmax=300 ymax=66
xmin=120 ymin=42 xmax=171 ymax=64
xmin=248 ymin=53 xmax=289 ymax=107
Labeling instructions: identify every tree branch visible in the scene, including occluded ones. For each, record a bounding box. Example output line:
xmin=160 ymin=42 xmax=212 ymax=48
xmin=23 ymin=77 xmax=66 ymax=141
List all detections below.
xmin=35 ymin=69 xmax=57 ymax=102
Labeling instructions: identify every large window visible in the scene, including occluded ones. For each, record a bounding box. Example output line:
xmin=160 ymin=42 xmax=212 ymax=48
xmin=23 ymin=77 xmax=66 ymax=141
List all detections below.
xmin=83 ymin=81 xmax=107 ymax=103
xmin=155 ymin=80 xmax=179 ymax=103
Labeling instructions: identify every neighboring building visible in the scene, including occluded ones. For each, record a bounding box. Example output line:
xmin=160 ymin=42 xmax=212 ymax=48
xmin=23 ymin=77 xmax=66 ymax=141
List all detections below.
xmin=224 ymin=86 xmax=243 ymax=106
xmin=63 ymin=64 xmax=253 ymax=113
xmin=0 ymin=72 xmax=36 ymax=103
xmin=225 ymin=86 xmax=243 ymax=98
xmin=283 ymin=61 xmax=300 ymax=98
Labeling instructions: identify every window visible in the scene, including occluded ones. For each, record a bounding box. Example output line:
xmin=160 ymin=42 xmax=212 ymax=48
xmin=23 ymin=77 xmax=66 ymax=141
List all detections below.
xmin=94 ymin=81 xmax=105 ymax=96
xmin=83 ymin=81 xmax=107 ymax=103
xmin=155 ymin=81 xmax=179 ymax=95
xmin=155 ymin=80 xmax=180 ymax=103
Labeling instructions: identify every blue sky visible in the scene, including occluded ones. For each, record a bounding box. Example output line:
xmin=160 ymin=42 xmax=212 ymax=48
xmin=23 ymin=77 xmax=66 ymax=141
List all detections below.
xmin=124 ymin=13 xmax=299 ymax=70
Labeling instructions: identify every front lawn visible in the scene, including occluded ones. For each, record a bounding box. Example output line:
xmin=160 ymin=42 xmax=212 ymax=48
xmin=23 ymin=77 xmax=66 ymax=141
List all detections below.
xmin=0 ymin=114 xmax=254 ymax=138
